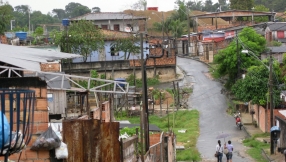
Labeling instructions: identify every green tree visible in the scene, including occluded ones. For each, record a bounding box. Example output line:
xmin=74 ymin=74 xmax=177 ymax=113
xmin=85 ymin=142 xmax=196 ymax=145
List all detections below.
xmin=153 ymin=3 xmax=189 ymax=38
xmin=230 ymin=0 xmax=254 ymax=10
xmin=14 ymin=5 xmax=29 ymax=14
xmin=282 ymin=53 xmax=286 ymax=83
xmin=12 ymin=5 xmax=59 ymax=31
xmin=185 ymin=0 xmax=203 ymax=11
xmin=153 ymin=17 xmax=173 ymax=38
xmin=174 ymin=2 xmax=188 ymax=22
xmin=12 ymin=5 xmax=30 ymax=30
xmin=131 ymin=0 xmax=147 ymax=10
xmin=33 ymin=26 xmax=44 ymax=44
xmin=203 ymin=0 xmax=214 ymax=12
xmin=65 ymin=2 xmax=91 ymax=18
xmin=34 ymin=26 xmax=43 ymax=36
xmin=169 ymin=19 xmax=185 ymax=38
xmin=31 ymin=11 xmax=56 ymax=27
xmin=111 ymin=36 xmax=140 ymax=60
xmin=52 ymin=9 xmax=66 ymax=20
xmin=91 ymin=7 xmax=101 ymax=13
xmin=0 ymin=3 xmax=13 ymax=34
xmin=254 ymin=0 xmax=286 ymax=12
xmin=213 ymin=27 xmax=266 ymax=88
xmin=53 ymin=20 xmax=104 ymax=61
xmin=253 ymin=5 xmax=269 ymax=23
xmin=231 ymin=60 xmax=281 ymax=106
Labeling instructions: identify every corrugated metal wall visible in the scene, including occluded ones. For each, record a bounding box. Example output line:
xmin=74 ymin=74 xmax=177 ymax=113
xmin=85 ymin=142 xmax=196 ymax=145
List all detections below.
xmin=63 ymin=120 xmax=120 ymax=162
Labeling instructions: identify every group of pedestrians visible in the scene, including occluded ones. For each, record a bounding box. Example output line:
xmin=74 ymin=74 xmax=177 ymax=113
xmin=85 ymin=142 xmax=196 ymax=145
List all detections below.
xmin=216 ymin=140 xmax=233 ymax=162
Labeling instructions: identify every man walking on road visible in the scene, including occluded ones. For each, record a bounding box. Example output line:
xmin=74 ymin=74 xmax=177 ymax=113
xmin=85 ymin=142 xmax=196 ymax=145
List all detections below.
xmin=225 ymin=140 xmax=234 ymax=162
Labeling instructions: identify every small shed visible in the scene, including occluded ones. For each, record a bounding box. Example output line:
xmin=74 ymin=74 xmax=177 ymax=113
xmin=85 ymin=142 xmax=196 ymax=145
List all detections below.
xmin=261 ymin=46 xmax=286 ymax=63
xmin=42 ymin=73 xmax=70 ymax=116
xmin=25 ymin=73 xmax=71 ymax=116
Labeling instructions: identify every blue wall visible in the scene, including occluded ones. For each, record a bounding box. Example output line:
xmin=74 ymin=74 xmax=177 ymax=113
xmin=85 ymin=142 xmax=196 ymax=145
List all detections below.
xmin=72 ymin=41 xmax=149 ymax=63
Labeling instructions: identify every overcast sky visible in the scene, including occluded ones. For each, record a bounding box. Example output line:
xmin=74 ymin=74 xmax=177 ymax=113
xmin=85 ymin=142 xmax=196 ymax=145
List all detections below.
xmin=5 ymin=0 xmax=179 ymax=14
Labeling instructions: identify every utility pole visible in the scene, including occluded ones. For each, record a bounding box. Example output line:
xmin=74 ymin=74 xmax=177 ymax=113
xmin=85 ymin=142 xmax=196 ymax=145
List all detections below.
xmin=140 ymin=33 xmax=149 ymax=153
xmin=28 ymin=8 xmax=31 ymax=35
xmin=187 ymin=7 xmax=191 ymax=56
xmin=236 ymin=30 xmax=240 ymax=79
xmin=269 ymin=51 xmax=274 ymax=154
xmin=10 ymin=20 xmax=15 ymax=31
xmin=162 ymin=12 xmax=164 ymax=56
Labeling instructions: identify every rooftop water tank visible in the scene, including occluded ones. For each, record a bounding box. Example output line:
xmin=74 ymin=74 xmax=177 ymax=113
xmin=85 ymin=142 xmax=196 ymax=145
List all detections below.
xmin=15 ymin=32 xmax=27 ymax=41
xmin=115 ymin=78 xmax=126 ymax=89
xmin=4 ymin=32 xmax=15 ymax=39
xmin=62 ymin=19 xmax=70 ymax=27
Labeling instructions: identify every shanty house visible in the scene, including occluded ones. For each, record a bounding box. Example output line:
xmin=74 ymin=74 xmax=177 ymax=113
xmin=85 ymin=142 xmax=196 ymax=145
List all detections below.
xmin=264 ymin=22 xmax=286 ymax=44
xmin=70 ymin=12 xmax=147 ymax=33
xmin=72 ymin=29 xmax=149 ymax=63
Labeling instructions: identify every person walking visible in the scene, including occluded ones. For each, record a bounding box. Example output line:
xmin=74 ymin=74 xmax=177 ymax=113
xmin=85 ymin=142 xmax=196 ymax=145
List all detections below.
xmin=225 ymin=140 xmax=234 ymax=162
xmin=216 ymin=140 xmax=223 ymax=162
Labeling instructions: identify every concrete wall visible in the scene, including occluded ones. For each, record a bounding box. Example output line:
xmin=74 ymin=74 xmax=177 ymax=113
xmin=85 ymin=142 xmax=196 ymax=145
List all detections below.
xmin=121 ymin=135 xmax=138 ymax=162
xmin=91 ymin=19 xmax=142 ymax=32
xmin=62 ymin=60 xmax=176 ymax=81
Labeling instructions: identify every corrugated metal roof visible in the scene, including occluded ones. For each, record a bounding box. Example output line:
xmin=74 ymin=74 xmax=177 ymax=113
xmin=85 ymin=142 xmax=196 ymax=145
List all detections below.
xmin=268 ymin=46 xmax=286 ymax=53
xmin=25 ymin=72 xmax=71 ymax=89
xmin=267 ymin=22 xmax=286 ymax=31
xmin=71 ymin=12 xmax=146 ymax=21
xmin=278 ymin=38 xmax=286 ymax=43
xmin=0 ymin=44 xmax=82 ymax=71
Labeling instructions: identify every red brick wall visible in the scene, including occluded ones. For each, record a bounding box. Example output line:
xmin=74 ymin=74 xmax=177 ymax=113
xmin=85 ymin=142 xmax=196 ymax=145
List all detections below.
xmin=0 ymin=86 xmax=50 ymax=162
xmin=0 ymin=35 xmax=8 ymax=44
xmin=251 ymin=104 xmax=285 ymax=133
xmin=129 ymin=47 xmax=176 ymax=67
xmin=149 ymin=133 xmax=161 ymax=146
xmin=40 ymin=63 xmax=61 ymax=72
xmin=92 ymin=101 xmax=110 ymax=122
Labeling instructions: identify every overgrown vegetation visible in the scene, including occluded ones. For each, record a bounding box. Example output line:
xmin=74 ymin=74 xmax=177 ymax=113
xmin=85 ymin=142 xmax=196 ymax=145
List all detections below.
xmin=120 ymin=127 xmax=139 ymax=136
xmin=116 ymin=110 xmax=201 ymax=161
xmin=126 ymin=74 xmax=160 ymax=87
xmin=77 ymin=70 xmax=106 ymax=89
xmin=151 ymin=88 xmax=166 ymax=100
xmin=270 ymin=41 xmax=282 ymax=47
xmin=243 ymin=133 xmax=270 ymax=162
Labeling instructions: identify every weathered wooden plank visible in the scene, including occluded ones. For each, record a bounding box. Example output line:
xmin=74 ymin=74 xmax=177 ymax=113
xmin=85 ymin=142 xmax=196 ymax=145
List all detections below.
xmin=48 ymin=90 xmax=66 ymax=114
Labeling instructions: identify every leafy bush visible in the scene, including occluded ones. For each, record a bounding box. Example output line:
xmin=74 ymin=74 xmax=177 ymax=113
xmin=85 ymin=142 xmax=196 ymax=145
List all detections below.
xmin=126 ymin=74 xmax=160 ymax=87
xmin=120 ymin=127 xmax=139 ymax=136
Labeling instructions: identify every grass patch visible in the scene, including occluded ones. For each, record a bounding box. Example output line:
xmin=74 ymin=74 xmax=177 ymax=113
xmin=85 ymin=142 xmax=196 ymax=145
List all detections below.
xmin=242 ymin=133 xmax=270 ymax=162
xmin=116 ymin=110 xmax=201 ymax=161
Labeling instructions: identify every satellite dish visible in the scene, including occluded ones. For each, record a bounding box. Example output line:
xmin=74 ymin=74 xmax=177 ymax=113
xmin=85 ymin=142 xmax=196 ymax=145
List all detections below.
xmin=124 ymin=26 xmax=132 ymax=32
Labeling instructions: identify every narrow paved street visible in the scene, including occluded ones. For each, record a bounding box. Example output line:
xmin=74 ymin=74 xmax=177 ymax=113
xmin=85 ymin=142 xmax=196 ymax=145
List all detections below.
xmin=177 ymin=57 xmax=254 ymax=162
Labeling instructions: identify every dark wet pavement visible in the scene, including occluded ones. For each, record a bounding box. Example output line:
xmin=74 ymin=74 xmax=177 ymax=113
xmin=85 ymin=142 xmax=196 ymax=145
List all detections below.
xmin=176 ymin=57 xmax=255 ymax=162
